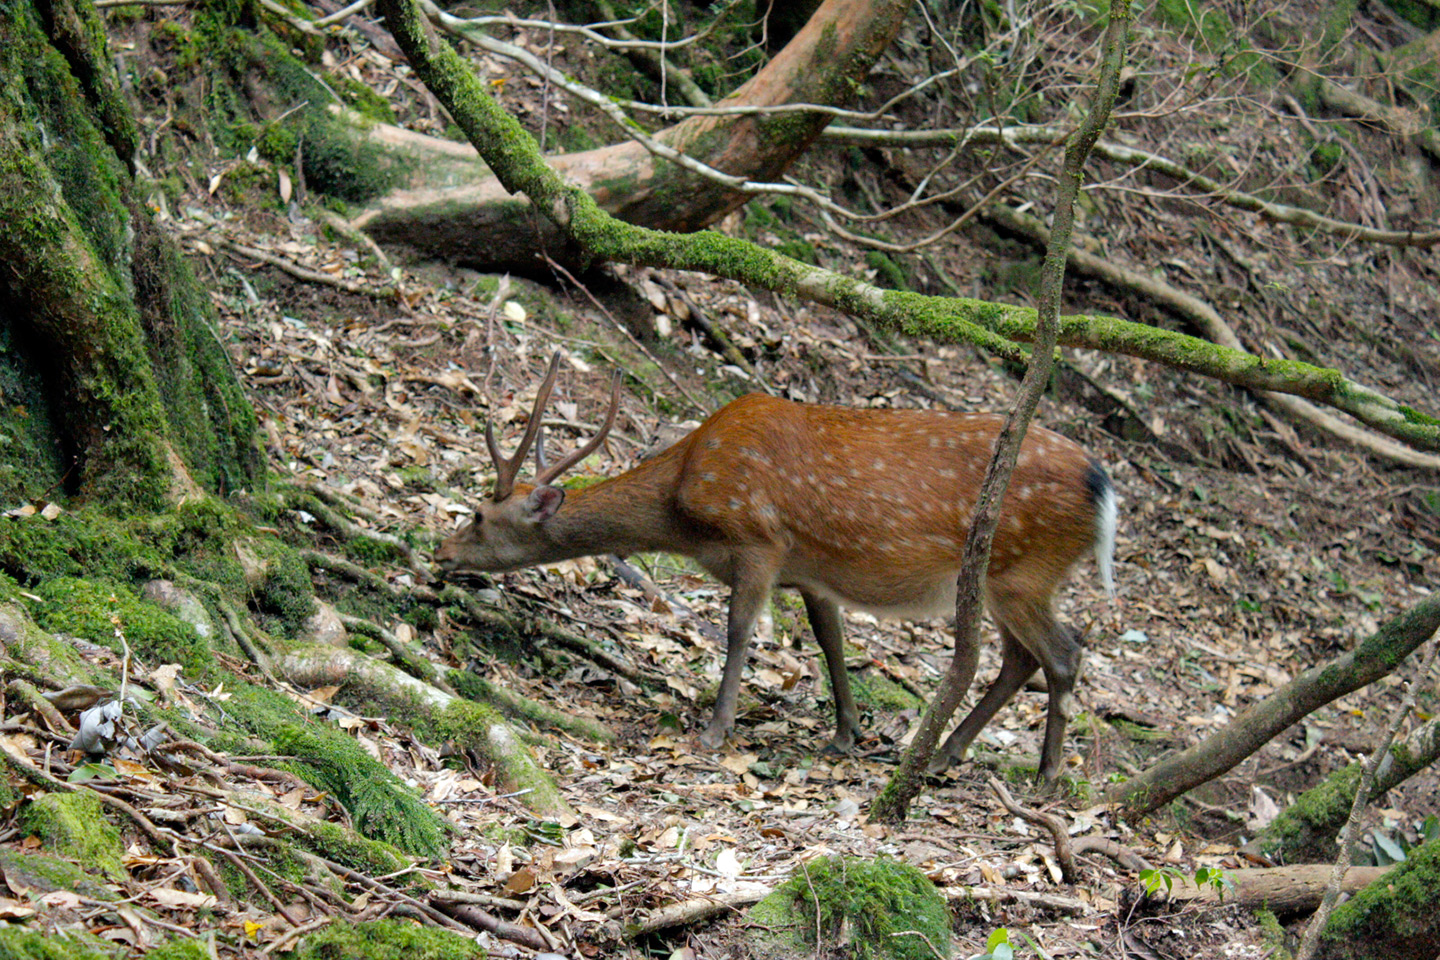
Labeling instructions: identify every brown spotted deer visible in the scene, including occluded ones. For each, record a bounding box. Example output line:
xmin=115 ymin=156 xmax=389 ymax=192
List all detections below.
xmin=435 ymin=353 xmax=1117 ymax=782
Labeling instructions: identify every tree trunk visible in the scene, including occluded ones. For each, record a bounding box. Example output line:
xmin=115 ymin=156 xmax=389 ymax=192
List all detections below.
xmin=0 ymin=0 xmax=262 ymax=508
xmin=354 ymin=0 xmax=912 ymax=267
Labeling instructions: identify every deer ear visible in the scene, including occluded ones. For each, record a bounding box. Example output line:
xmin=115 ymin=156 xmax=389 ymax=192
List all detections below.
xmin=523 ymin=485 xmax=565 ymax=522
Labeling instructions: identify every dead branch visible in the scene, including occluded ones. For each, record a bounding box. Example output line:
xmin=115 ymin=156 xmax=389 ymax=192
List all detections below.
xmin=431 ymin=897 xmax=549 ymax=951
xmin=988 ymin=777 xmax=1078 ymax=883
xmin=622 ymin=891 xmax=766 ymax=938
xmin=959 ymin=885 xmax=1090 ymax=915
xmin=1162 ymin=865 xmax=1391 ymax=915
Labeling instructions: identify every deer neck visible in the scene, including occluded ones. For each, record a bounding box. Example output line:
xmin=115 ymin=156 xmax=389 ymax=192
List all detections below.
xmin=542 ymin=448 xmax=690 ymax=560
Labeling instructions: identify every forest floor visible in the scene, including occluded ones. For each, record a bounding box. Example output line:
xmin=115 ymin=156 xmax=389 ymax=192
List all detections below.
xmin=194 ymin=200 xmax=1438 ymax=959
xmin=6 ymin=1 xmax=1440 ymax=958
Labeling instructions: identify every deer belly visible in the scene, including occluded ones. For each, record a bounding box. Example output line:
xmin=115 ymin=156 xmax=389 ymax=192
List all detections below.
xmin=782 ymin=562 xmax=962 ymax=620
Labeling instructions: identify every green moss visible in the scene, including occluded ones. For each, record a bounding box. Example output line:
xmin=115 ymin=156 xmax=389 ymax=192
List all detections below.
xmin=258 ymin=544 xmax=317 ymax=636
xmin=431 ymin=699 xmax=572 ymax=815
xmin=0 ymin=927 xmax=118 ymax=960
xmin=0 ymin=509 xmax=165 ymax=585
xmin=744 ymin=856 xmax=951 ymax=960
xmin=847 ymin=670 xmax=922 ymax=712
xmin=272 ymin=725 xmax=449 ymax=857
xmin=299 ymin=819 xmax=412 ymax=878
xmin=1151 ymin=0 xmax=1279 ymax=87
xmin=291 ymin=919 xmax=485 ymax=960
xmin=215 ymin=685 xmax=445 ymax=862
xmin=0 ymin=320 xmax=66 ymax=504
xmin=0 ymin=0 xmax=260 ymax=509
xmin=1255 ymin=909 xmax=1291 ymax=959
xmin=31 ymin=576 xmax=213 ymax=671
xmin=774 ymin=239 xmax=817 ymax=264
xmin=141 ymin=939 xmax=214 ymax=960
xmin=337 ymin=77 xmax=396 ymax=124
xmin=196 ymin=30 xmax=401 ymax=204
xmin=864 ymin=251 xmax=909 ymax=291
xmin=0 ymin=849 xmax=117 ymax=900
xmin=18 ymin=791 xmax=126 ymax=882
xmin=1259 ymin=762 xmax=1361 ymax=863
xmin=1319 ymin=835 xmax=1440 ymax=959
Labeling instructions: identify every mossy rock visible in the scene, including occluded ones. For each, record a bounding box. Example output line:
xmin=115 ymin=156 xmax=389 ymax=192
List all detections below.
xmin=30 ymin=576 xmax=213 ymax=672
xmin=0 ymin=848 xmax=117 ymax=900
xmin=0 ymin=926 xmax=120 ymax=960
xmin=17 ymin=791 xmax=126 ymax=883
xmin=745 ymin=855 xmax=951 ymax=960
xmin=290 ymin=918 xmax=486 ymax=959
xmin=1315 ymin=835 xmax=1440 ymax=960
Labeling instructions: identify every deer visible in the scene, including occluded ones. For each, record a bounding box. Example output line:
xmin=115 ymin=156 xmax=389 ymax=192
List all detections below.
xmin=435 ymin=352 xmax=1117 ymax=783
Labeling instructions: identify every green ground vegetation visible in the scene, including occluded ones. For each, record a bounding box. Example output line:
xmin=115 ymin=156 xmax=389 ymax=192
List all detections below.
xmin=290 ymin=919 xmax=487 ymax=960
xmin=745 ymin=855 xmax=952 ymax=960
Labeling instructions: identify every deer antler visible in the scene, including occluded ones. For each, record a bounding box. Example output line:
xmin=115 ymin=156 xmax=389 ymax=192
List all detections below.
xmin=486 ymin=352 xmax=562 ymax=501
xmin=535 ymin=371 xmax=621 ymax=486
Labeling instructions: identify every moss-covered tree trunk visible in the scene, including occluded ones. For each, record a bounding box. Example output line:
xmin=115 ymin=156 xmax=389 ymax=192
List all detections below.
xmin=0 ymin=0 xmax=262 ymax=510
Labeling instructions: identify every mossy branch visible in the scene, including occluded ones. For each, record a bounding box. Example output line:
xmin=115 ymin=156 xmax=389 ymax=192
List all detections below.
xmin=1108 ymin=594 xmax=1440 ymax=817
xmin=372 ymin=0 xmax=1440 ymax=456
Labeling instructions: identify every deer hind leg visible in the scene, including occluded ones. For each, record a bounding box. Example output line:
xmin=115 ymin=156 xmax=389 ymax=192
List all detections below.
xmin=991 ymin=592 xmax=1084 ymax=784
xmin=800 ymin=590 xmax=861 ymax=753
xmin=929 ymin=629 xmax=1038 ymax=774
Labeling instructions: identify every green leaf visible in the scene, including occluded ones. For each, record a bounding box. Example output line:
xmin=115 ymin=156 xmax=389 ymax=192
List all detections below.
xmin=986 ymin=928 xmax=1012 ymax=952
xmin=67 ymin=762 xmax=119 ymax=783
xmin=1373 ymin=832 xmax=1407 ymax=865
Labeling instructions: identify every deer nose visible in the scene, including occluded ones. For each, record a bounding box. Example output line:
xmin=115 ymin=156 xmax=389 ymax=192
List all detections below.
xmin=433 ymin=554 xmax=457 ymax=579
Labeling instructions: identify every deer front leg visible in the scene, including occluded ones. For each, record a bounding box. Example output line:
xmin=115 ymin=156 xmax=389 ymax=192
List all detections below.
xmin=699 ymin=560 xmax=774 ymax=749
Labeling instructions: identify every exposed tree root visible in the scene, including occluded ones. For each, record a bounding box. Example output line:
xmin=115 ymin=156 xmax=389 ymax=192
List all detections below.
xmin=988 ymin=777 xmax=1078 ymax=883
xmin=1072 ymin=835 xmax=1153 ymax=873
xmin=277 ymin=644 xmax=580 ymax=824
